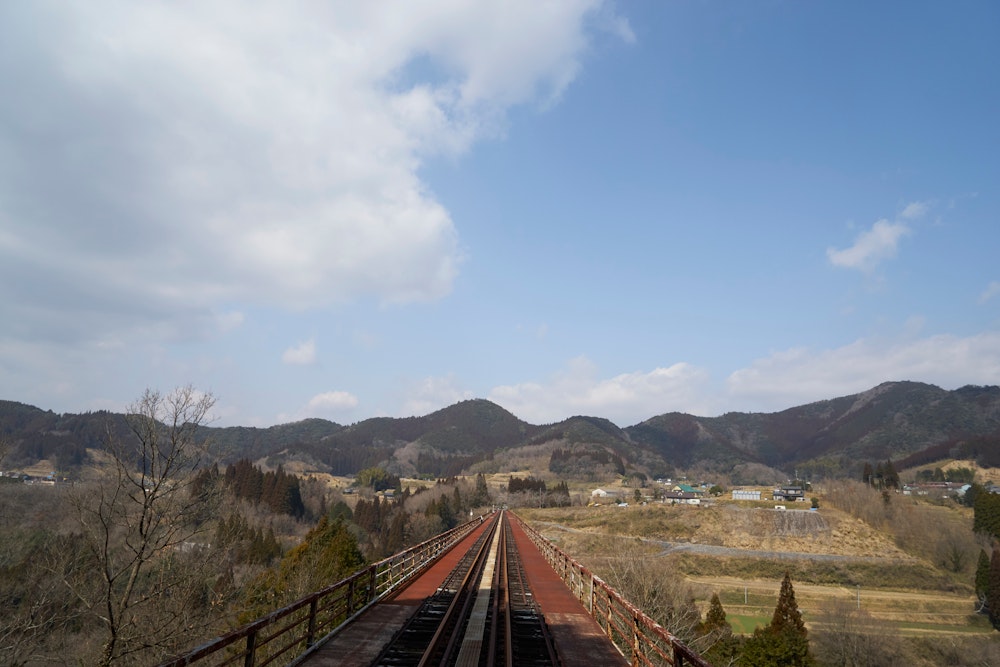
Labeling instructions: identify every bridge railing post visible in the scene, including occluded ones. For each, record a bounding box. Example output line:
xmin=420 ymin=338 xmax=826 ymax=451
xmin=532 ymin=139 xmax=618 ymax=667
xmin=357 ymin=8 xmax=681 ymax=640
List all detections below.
xmin=306 ymin=598 xmax=317 ymax=647
xmin=243 ymin=630 xmax=257 ymax=667
xmin=632 ymin=614 xmax=641 ymax=667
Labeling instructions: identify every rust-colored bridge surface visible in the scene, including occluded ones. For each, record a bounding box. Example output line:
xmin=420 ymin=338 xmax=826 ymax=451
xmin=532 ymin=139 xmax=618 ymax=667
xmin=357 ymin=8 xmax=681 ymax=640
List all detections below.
xmin=160 ymin=511 xmax=709 ymax=667
xmin=299 ymin=511 xmax=627 ymax=666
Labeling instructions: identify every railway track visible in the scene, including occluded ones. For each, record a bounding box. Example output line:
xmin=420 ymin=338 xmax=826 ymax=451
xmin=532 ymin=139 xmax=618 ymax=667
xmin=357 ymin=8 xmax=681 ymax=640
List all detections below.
xmin=371 ymin=510 xmax=559 ymax=667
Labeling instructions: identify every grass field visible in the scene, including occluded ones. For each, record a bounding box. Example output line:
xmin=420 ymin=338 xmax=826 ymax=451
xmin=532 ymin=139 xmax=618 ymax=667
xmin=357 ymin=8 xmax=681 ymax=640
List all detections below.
xmin=516 ymin=501 xmax=990 ymax=638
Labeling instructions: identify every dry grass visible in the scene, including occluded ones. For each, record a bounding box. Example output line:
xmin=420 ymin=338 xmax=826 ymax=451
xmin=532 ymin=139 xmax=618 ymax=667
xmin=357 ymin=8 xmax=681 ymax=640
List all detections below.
xmin=517 ymin=498 xmax=985 ymax=637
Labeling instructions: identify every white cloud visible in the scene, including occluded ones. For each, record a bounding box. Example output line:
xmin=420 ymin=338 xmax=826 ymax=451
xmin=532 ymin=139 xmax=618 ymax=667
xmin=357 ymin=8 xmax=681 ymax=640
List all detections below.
xmin=726 ymin=332 xmax=1000 ymax=412
xmin=307 ymin=391 xmax=359 ymax=411
xmin=980 ymin=281 xmax=1000 ymax=304
xmin=827 ymin=219 xmax=910 ymax=272
xmin=483 ymin=332 xmax=1000 ymax=426
xmin=282 ymin=339 xmax=316 ymax=366
xmin=215 ymin=310 xmax=245 ymax=333
xmin=488 ymin=356 xmax=715 ymax=426
xmin=0 ymin=0 xmax=628 ymax=344
xmin=400 ymin=374 xmax=476 ymax=417
xmin=277 ymin=390 xmax=360 ymax=422
xmin=900 ymin=200 xmax=929 ymax=219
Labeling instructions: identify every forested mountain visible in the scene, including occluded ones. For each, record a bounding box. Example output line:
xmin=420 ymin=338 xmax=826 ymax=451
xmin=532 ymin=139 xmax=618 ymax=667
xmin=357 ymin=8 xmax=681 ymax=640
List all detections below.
xmin=626 ymin=382 xmax=1000 ymax=478
xmin=2 ymin=382 xmax=1000 ymax=480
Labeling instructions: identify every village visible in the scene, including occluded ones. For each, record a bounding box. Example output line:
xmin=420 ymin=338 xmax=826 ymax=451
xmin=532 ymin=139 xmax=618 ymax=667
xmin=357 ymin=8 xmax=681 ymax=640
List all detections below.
xmin=588 ymin=480 xmax=814 ymax=508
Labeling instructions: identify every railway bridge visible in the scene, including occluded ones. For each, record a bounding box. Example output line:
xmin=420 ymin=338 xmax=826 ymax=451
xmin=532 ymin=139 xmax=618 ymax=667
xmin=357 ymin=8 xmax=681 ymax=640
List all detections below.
xmin=161 ymin=511 xmax=710 ymax=667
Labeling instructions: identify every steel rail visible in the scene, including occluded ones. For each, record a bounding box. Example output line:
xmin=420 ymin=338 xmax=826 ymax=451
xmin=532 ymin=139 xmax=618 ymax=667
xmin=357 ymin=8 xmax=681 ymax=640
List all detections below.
xmin=499 ymin=516 xmax=558 ymax=667
xmin=415 ymin=511 xmax=500 ymax=666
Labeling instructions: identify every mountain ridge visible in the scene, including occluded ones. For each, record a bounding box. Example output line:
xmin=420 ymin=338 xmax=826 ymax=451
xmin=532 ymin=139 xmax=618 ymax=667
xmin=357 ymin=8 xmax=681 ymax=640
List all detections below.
xmin=2 ymin=382 xmax=999 ymax=479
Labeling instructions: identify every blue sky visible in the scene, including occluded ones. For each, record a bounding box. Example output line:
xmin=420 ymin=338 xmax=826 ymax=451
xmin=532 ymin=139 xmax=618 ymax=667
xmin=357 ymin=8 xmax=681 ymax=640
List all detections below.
xmin=2 ymin=1 xmax=998 ymax=427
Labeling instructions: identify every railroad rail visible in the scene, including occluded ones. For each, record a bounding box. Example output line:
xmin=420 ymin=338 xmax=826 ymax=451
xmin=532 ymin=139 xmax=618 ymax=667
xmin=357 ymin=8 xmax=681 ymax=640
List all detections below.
xmin=371 ymin=510 xmax=557 ymax=667
xmin=162 ymin=510 xmax=711 ymax=667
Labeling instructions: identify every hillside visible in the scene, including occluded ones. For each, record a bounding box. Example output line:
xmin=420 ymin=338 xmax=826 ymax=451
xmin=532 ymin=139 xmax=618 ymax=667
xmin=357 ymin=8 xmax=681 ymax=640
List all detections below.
xmin=2 ymin=382 xmax=1000 ymax=480
xmin=626 ymin=382 xmax=1000 ymax=478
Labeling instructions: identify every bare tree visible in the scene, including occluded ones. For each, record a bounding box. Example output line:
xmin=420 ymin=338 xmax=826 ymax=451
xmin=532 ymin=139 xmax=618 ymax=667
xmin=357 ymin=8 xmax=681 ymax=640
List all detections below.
xmin=66 ymin=386 xmax=221 ymax=665
xmin=602 ymin=539 xmax=708 ymax=651
xmin=0 ymin=486 xmax=86 ymax=665
xmin=811 ymin=598 xmax=904 ymax=667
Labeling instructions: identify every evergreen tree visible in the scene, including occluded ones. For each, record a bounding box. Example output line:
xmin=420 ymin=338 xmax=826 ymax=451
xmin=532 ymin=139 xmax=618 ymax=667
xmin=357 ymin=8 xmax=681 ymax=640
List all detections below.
xmin=740 ymin=573 xmax=813 ymax=666
xmin=964 ymin=482 xmax=986 ymax=508
xmin=385 ymin=511 xmax=407 ymax=555
xmin=436 ymin=494 xmax=455 ymax=528
xmin=882 ymin=459 xmax=900 ymax=489
xmin=976 ymin=548 xmax=991 ymax=612
xmin=703 ymin=593 xmax=729 ymax=632
xmin=974 ymin=492 xmax=1000 ymax=539
xmin=771 ymin=572 xmax=807 ymax=636
xmin=473 ymin=473 xmax=490 ymax=506
xmin=702 ymin=592 xmax=745 ymax=665
xmin=861 ymin=462 xmax=873 ymax=485
xmin=989 ymin=546 xmax=1000 ymax=630
xmin=241 ymin=517 xmax=365 ymax=622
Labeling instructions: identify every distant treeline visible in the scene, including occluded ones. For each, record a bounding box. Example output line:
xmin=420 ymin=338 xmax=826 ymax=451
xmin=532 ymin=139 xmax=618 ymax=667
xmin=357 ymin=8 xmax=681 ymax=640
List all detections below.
xmin=194 ymin=459 xmax=305 ymax=518
xmin=506 ymin=475 xmax=570 ymax=507
xmin=548 ymin=447 xmax=625 ymax=477
xmin=897 ymin=433 xmax=1000 ymax=470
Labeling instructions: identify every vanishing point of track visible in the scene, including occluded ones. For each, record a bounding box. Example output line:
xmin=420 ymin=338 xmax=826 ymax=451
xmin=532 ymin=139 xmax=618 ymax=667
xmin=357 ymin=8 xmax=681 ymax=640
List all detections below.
xmin=371 ymin=510 xmax=558 ymax=667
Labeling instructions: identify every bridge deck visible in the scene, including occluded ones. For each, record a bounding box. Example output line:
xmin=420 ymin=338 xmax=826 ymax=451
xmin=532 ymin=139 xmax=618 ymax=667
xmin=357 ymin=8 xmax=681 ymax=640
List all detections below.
xmin=298 ymin=515 xmax=626 ymax=666
xmin=506 ymin=516 xmax=627 ymax=666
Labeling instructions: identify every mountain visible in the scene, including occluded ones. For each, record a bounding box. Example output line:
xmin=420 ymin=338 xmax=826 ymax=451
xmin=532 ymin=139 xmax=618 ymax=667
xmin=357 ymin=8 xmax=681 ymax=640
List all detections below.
xmin=2 ymin=382 xmax=1000 ymax=480
xmin=625 ymin=382 xmax=1000 ymax=477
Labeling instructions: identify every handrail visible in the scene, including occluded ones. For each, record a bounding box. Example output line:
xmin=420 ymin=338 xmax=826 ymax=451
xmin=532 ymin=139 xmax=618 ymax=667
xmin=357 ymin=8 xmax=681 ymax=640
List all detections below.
xmin=510 ymin=513 xmax=712 ymax=667
xmin=159 ymin=514 xmax=487 ymax=667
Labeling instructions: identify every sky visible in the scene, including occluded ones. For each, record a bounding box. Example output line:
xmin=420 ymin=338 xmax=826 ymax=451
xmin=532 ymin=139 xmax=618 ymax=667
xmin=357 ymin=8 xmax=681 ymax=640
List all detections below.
xmin=2 ymin=1 xmax=999 ymax=428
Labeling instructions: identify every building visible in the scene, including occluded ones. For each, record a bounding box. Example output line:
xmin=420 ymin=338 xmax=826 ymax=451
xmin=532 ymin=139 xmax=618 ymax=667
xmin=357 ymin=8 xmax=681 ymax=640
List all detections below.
xmin=732 ymin=489 xmax=761 ymax=501
xmin=773 ymin=486 xmax=805 ymax=502
xmin=663 ymin=491 xmax=701 ymax=505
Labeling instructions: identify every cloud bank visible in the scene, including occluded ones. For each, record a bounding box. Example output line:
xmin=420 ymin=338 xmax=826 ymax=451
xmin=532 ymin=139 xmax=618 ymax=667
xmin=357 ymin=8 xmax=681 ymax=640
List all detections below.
xmin=0 ymin=0 xmax=622 ymax=347
xmin=474 ymin=332 xmax=1000 ymax=426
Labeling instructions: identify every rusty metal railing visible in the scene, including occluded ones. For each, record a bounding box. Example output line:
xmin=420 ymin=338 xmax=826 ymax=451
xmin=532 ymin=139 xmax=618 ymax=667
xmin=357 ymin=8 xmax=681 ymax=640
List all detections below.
xmin=159 ymin=515 xmax=486 ymax=667
xmin=511 ymin=513 xmax=712 ymax=667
